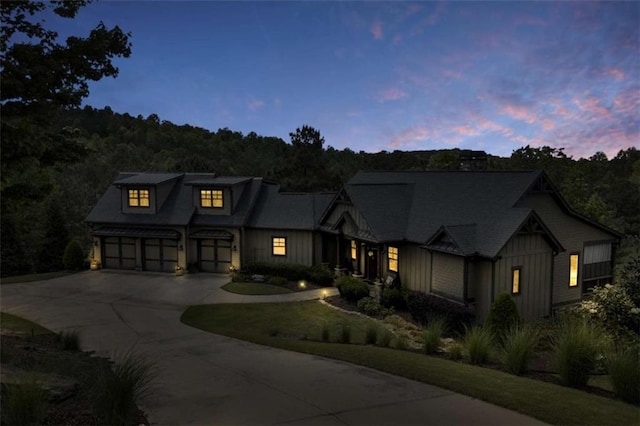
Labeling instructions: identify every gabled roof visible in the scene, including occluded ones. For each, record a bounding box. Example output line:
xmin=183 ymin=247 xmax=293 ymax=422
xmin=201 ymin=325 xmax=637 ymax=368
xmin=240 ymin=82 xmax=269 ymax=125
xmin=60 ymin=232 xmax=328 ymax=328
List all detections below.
xmin=113 ymin=173 xmax=183 ymax=185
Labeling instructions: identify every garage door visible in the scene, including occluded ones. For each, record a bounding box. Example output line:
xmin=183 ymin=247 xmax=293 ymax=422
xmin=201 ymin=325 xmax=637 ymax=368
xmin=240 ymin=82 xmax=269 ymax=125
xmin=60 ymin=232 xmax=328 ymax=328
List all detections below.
xmin=199 ymin=239 xmax=232 ymax=273
xmin=143 ymin=239 xmax=178 ymax=272
xmin=103 ymin=237 xmax=136 ymax=270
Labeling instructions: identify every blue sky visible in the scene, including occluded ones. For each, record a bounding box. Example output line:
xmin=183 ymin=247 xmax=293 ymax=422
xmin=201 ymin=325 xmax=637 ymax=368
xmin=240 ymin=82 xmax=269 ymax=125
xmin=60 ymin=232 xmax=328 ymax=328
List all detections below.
xmin=50 ymin=1 xmax=638 ymax=159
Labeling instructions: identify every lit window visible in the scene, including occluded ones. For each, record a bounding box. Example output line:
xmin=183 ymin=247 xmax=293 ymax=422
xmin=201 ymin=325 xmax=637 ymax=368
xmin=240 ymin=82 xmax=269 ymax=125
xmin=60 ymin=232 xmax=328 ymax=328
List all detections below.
xmin=272 ymin=237 xmax=286 ymax=256
xmin=512 ymin=268 xmax=521 ymax=294
xmin=351 ymin=240 xmax=357 ymax=260
xmin=201 ymin=189 xmax=223 ymax=208
xmin=128 ymin=189 xmax=149 ymax=207
xmin=569 ymin=254 xmax=579 ymax=287
xmin=388 ymin=246 xmax=398 ymax=272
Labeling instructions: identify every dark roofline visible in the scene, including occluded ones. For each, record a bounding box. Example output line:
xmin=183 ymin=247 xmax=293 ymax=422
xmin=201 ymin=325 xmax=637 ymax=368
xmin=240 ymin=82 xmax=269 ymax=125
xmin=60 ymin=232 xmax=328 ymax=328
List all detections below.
xmin=493 ymin=210 xmax=565 ymax=260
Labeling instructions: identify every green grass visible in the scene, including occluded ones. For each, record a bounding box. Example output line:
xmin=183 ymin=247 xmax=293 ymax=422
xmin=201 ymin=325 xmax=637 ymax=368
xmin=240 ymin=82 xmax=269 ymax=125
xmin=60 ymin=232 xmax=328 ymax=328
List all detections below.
xmin=1 ymin=271 xmax=73 ymax=284
xmin=221 ymin=281 xmax=294 ymax=295
xmin=181 ymin=301 xmax=639 ymax=426
xmin=0 ymin=312 xmax=53 ymax=335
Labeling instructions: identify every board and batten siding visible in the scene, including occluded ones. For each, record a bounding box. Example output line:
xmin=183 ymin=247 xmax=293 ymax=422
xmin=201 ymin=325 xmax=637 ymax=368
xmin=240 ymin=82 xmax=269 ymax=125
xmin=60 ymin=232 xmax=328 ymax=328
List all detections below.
xmin=431 ymin=252 xmax=464 ymax=301
xmin=516 ymin=193 xmax=615 ymax=306
xmin=494 ymin=233 xmax=553 ymax=320
xmin=322 ymin=202 xmax=373 ymax=238
xmin=244 ymin=229 xmax=315 ymax=266
xmin=468 ymin=260 xmax=493 ymax=321
xmin=399 ymin=244 xmax=431 ymax=294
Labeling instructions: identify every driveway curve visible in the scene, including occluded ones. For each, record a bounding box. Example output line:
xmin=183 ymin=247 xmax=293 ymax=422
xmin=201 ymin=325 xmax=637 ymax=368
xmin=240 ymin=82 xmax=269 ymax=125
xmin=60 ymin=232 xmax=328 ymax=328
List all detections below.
xmin=1 ymin=271 xmax=545 ymax=425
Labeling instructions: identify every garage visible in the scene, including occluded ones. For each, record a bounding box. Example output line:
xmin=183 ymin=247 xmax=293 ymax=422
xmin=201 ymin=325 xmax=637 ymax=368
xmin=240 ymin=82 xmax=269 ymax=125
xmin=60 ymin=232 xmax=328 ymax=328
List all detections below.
xmin=190 ymin=230 xmax=234 ymax=273
xmin=143 ymin=239 xmax=179 ymax=272
xmin=102 ymin=237 xmax=137 ymax=270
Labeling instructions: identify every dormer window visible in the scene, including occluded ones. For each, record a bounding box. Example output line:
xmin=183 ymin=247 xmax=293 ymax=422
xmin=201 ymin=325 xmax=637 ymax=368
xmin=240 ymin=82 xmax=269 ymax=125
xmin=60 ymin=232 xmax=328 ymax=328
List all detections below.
xmin=128 ymin=189 xmax=149 ymax=207
xmin=201 ymin=189 xmax=223 ymax=208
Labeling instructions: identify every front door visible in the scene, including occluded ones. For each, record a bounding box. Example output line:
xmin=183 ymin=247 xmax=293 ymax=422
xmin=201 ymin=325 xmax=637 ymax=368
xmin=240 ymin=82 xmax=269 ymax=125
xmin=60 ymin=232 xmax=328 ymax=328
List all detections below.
xmin=366 ymin=248 xmax=378 ymax=280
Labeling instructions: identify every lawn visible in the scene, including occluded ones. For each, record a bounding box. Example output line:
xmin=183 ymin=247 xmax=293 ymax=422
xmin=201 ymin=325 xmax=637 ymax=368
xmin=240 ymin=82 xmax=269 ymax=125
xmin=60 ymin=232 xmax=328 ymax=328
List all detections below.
xmin=0 ymin=312 xmax=53 ymax=335
xmin=1 ymin=271 xmax=73 ymax=284
xmin=181 ymin=301 xmax=640 ymax=426
xmin=222 ymin=281 xmax=294 ymax=295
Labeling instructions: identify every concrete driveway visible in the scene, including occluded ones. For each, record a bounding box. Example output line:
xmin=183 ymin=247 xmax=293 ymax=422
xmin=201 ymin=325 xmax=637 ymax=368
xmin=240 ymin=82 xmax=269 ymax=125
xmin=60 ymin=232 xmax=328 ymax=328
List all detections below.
xmin=1 ymin=271 xmax=545 ymax=425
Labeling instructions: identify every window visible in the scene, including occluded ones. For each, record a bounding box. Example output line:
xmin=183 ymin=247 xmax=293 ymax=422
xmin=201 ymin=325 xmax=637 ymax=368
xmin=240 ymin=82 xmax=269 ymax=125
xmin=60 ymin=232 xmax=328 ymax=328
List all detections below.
xmin=512 ymin=267 xmax=521 ymax=294
xmin=388 ymin=246 xmax=398 ymax=272
xmin=128 ymin=189 xmax=149 ymax=207
xmin=272 ymin=237 xmax=286 ymax=256
xmin=351 ymin=240 xmax=357 ymax=260
xmin=201 ymin=189 xmax=223 ymax=208
xmin=569 ymin=253 xmax=579 ymax=287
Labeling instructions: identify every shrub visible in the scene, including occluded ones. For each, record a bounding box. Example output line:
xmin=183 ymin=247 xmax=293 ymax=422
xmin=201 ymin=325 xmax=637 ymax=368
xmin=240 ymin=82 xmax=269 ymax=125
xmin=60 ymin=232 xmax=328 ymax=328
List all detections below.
xmin=617 ymin=253 xmax=640 ymax=307
xmin=59 ymin=329 xmax=81 ymax=351
xmin=395 ymin=336 xmax=408 ymax=350
xmin=485 ymin=292 xmax=521 ymax=341
xmin=245 ymin=262 xmax=334 ymax=286
xmin=465 ymin=326 xmax=493 ymax=365
xmin=449 ymin=343 xmax=464 ymax=361
xmin=92 ymin=351 xmax=157 ymax=426
xmin=406 ymin=291 xmax=475 ymax=336
xmin=321 ymin=323 xmax=330 ymax=342
xmin=607 ymin=346 xmax=640 ymax=404
xmin=377 ymin=331 xmax=392 ymax=347
xmin=63 ymin=240 xmax=85 ymax=270
xmin=231 ymin=273 xmax=248 ymax=282
xmin=357 ymin=297 xmax=382 ymax=316
xmin=501 ymin=324 xmax=539 ymax=375
xmin=551 ymin=319 xmax=606 ymax=388
xmin=365 ymin=324 xmax=378 ymax=345
xmin=423 ymin=319 xmax=446 ymax=355
xmin=380 ymin=286 xmax=407 ymax=310
xmin=308 ymin=264 xmax=334 ymax=287
xmin=575 ymin=284 xmax=639 ymax=338
xmin=336 ymin=276 xmax=369 ymax=303
xmin=2 ymin=373 xmax=47 ymax=426
xmin=339 ymin=322 xmax=351 ymax=344
xmin=267 ymin=276 xmax=288 ymax=287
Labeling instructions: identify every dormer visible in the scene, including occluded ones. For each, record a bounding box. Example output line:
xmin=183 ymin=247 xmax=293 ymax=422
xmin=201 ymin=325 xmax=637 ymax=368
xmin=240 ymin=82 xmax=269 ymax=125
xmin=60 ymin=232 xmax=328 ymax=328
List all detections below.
xmin=187 ymin=176 xmax=253 ymax=215
xmin=114 ymin=173 xmax=183 ymax=214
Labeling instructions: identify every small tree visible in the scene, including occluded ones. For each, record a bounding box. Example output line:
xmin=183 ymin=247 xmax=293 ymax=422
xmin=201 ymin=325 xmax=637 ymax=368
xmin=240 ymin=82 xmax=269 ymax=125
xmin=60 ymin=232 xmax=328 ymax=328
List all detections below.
xmin=37 ymin=200 xmax=70 ymax=272
xmin=485 ymin=292 xmax=521 ymax=341
xmin=63 ymin=240 xmax=85 ymax=270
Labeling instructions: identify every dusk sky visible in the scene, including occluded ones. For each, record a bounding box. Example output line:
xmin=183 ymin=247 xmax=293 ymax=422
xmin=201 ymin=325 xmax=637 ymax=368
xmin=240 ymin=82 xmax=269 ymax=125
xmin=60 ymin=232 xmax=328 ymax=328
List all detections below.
xmin=50 ymin=1 xmax=638 ymax=159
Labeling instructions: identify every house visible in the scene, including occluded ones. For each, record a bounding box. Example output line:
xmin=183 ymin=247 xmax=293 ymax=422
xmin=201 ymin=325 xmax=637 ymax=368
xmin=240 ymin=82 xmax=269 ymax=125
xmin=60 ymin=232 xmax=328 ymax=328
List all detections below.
xmin=87 ymin=170 xmax=620 ymax=321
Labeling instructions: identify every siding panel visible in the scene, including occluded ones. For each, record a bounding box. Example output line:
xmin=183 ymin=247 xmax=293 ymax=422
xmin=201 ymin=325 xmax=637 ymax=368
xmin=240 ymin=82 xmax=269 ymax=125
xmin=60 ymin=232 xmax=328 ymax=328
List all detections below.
xmin=432 ymin=252 xmax=464 ymax=301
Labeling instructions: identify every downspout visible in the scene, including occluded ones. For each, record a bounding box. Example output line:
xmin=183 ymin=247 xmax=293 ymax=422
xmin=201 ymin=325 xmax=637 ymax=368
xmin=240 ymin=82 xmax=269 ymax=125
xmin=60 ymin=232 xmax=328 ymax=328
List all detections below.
xmin=490 ymin=259 xmax=497 ymax=304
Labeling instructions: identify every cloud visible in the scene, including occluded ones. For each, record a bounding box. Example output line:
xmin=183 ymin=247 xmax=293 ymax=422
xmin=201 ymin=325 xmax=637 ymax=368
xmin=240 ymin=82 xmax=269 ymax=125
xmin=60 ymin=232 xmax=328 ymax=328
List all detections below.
xmin=389 ymin=126 xmax=430 ymax=149
xmin=378 ymin=87 xmax=408 ymax=102
xmin=371 ymin=20 xmax=383 ymax=40
xmin=247 ymin=99 xmax=265 ymax=111
xmin=499 ymin=104 xmax=538 ymax=124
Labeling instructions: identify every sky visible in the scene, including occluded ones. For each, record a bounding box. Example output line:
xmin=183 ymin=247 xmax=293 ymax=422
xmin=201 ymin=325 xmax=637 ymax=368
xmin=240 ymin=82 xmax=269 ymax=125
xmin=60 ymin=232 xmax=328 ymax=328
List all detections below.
xmin=47 ymin=1 xmax=639 ymax=159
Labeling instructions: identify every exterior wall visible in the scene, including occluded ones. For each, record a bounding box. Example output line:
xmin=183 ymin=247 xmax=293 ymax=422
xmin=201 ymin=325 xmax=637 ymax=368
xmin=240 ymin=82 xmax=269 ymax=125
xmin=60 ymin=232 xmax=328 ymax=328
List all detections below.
xmin=323 ymin=201 xmax=372 ymax=239
xmin=244 ymin=229 xmax=315 ymax=266
xmin=494 ymin=233 xmax=553 ymax=320
xmin=431 ymin=252 xmax=464 ymax=301
xmin=517 ymin=193 xmax=616 ymax=306
xmin=399 ymin=244 xmax=431 ymax=293
xmin=468 ymin=260 xmax=493 ymax=321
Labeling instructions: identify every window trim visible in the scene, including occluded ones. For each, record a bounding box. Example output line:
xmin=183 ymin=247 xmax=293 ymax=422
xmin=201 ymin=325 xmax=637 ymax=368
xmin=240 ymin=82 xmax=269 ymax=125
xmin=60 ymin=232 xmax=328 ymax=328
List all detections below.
xmin=511 ymin=266 xmax=522 ymax=295
xmin=272 ymin=236 xmax=287 ymax=256
xmin=200 ymin=189 xmax=224 ymax=208
xmin=388 ymin=246 xmax=398 ymax=272
xmin=351 ymin=240 xmax=357 ymax=260
xmin=569 ymin=252 xmax=580 ymax=287
xmin=128 ymin=188 xmax=150 ymax=208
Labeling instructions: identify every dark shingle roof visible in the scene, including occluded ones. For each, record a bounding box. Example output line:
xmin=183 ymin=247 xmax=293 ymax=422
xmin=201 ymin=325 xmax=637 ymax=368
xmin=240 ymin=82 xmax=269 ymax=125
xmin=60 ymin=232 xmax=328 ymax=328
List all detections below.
xmin=113 ymin=173 xmax=183 ymax=185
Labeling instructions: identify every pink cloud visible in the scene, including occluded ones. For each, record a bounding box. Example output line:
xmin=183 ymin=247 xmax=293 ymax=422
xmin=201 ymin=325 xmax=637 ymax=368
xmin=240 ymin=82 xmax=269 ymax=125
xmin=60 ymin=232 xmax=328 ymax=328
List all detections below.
xmin=389 ymin=126 xmax=430 ymax=148
xmin=371 ymin=20 xmax=383 ymax=40
xmin=451 ymin=125 xmax=479 ymax=136
xmin=499 ymin=104 xmax=538 ymax=124
xmin=613 ymin=87 xmax=640 ymax=116
xmin=378 ymin=88 xmax=408 ymax=102
xmin=573 ymin=97 xmax=613 ymax=121
xmin=602 ymin=68 xmax=626 ymax=81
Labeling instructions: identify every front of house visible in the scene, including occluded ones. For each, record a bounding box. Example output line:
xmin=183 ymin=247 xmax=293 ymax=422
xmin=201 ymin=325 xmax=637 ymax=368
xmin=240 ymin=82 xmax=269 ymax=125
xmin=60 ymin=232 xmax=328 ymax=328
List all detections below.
xmin=86 ymin=170 xmax=620 ymax=321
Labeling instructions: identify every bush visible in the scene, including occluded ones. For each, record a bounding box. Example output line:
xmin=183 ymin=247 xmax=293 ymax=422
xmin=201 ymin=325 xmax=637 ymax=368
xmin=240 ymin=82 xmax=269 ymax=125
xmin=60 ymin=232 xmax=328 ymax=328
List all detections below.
xmin=336 ymin=276 xmax=369 ymax=303
xmin=339 ymin=322 xmax=351 ymax=344
xmin=321 ymin=323 xmax=330 ymax=342
xmin=62 ymin=240 xmax=85 ymax=270
xmin=607 ymin=346 xmax=640 ymax=404
xmin=357 ymin=297 xmax=382 ymax=316
xmin=365 ymin=324 xmax=378 ymax=345
xmin=308 ymin=264 xmax=334 ymax=287
xmin=465 ymin=326 xmax=493 ymax=365
xmin=395 ymin=336 xmax=408 ymax=350
xmin=485 ymin=293 xmax=521 ymax=341
xmin=407 ymin=291 xmax=475 ymax=336
xmin=501 ymin=324 xmax=539 ymax=375
xmin=59 ymin=329 xmax=81 ymax=351
xmin=552 ymin=319 xmax=607 ymax=388
xmin=449 ymin=343 xmax=464 ymax=361
xmin=380 ymin=286 xmax=407 ymax=310
xmin=617 ymin=253 xmax=640 ymax=307
xmin=423 ymin=319 xmax=446 ymax=355
xmin=231 ymin=273 xmax=249 ymax=282
xmin=2 ymin=373 xmax=47 ymax=426
xmin=377 ymin=331 xmax=392 ymax=347
xmin=267 ymin=276 xmax=288 ymax=287
xmin=575 ymin=284 xmax=639 ymax=338
xmin=92 ymin=351 xmax=157 ymax=425
xmin=245 ymin=262 xmax=334 ymax=286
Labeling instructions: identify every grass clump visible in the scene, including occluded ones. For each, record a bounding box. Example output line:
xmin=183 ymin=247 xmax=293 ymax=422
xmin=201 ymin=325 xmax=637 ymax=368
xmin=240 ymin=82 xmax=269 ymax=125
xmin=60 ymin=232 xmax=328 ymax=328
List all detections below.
xmin=365 ymin=324 xmax=378 ymax=345
xmin=321 ymin=322 xmax=330 ymax=342
xmin=2 ymin=372 xmax=47 ymax=426
xmin=465 ymin=326 xmax=493 ymax=365
xmin=552 ymin=319 xmax=607 ymax=388
xmin=91 ymin=351 xmax=157 ymax=426
xmin=501 ymin=324 xmax=539 ymax=375
xmin=423 ymin=319 xmax=446 ymax=355
xmin=607 ymin=346 xmax=640 ymax=404
xmin=377 ymin=330 xmax=392 ymax=347
xmin=448 ymin=342 xmax=464 ymax=361
xmin=58 ymin=329 xmax=81 ymax=351
xmin=339 ymin=322 xmax=352 ymax=344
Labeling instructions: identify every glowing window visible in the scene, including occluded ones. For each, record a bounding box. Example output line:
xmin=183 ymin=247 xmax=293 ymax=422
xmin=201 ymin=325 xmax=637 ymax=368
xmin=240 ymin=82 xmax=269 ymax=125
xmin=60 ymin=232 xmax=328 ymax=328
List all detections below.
xmin=388 ymin=246 xmax=398 ymax=272
xmin=351 ymin=240 xmax=357 ymax=260
xmin=569 ymin=254 xmax=579 ymax=287
xmin=272 ymin=237 xmax=286 ymax=256
xmin=201 ymin=189 xmax=223 ymax=208
xmin=128 ymin=189 xmax=149 ymax=207
xmin=512 ymin=267 xmax=521 ymax=294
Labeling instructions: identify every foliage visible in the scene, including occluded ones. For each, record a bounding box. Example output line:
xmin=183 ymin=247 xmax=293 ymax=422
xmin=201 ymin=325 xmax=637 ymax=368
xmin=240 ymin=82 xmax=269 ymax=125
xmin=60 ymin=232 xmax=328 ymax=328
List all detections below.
xmin=606 ymin=346 xmax=640 ymax=404
xmin=380 ymin=286 xmax=407 ymax=310
xmin=365 ymin=324 xmax=378 ymax=345
xmin=36 ymin=200 xmax=70 ymax=272
xmin=485 ymin=292 xmax=522 ymax=341
xmin=267 ymin=276 xmax=288 ymax=287
xmin=427 ymin=150 xmax=460 ymax=170
xmin=336 ymin=276 xmax=370 ymax=303
xmin=616 ymin=253 xmax=640 ymax=307
xmin=449 ymin=343 xmax=464 ymax=361
xmin=2 ymin=373 xmax=47 ymax=426
xmin=395 ymin=336 xmax=409 ymax=350
xmin=339 ymin=322 xmax=352 ymax=344
xmin=377 ymin=330 xmax=392 ymax=347
xmin=321 ymin=323 xmax=330 ymax=342
xmin=63 ymin=240 xmax=85 ymax=270
xmin=0 ymin=213 xmax=29 ymax=277
xmin=231 ymin=273 xmax=248 ymax=282
xmin=465 ymin=326 xmax=493 ymax=365
xmin=406 ymin=291 xmax=475 ymax=336
xmin=357 ymin=297 xmax=388 ymax=317
xmin=91 ymin=351 xmax=157 ymax=426
xmin=58 ymin=329 xmax=81 ymax=351
xmin=575 ymin=284 xmax=640 ymax=338
xmin=246 ymin=262 xmax=333 ymax=286
xmin=423 ymin=319 xmax=446 ymax=355
xmin=501 ymin=324 xmax=539 ymax=375
xmin=551 ymin=319 xmax=608 ymax=388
